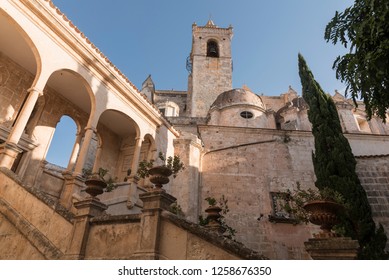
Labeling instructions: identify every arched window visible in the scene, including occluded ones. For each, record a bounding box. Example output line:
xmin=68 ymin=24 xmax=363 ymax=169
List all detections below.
xmin=207 ymin=40 xmax=219 ymax=57
xmin=158 ymin=101 xmax=180 ymax=117
xmin=46 ymin=115 xmax=77 ymax=167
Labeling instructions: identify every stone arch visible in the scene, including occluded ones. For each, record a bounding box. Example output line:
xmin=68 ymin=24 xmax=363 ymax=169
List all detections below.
xmin=0 ymin=8 xmax=40 ymax=76
xmin=19 ymin=68 xmax=95 ymax=187
xmin=157 ymin=101 xmax=180 ymax=117
xmin=0 ymin=9 xmax=41 ymax=128
xmin=141 ymin=134 xmax=156 ymax=161
xmin=95 ymin=109 xmax=141 ymax=180
xmin=45 ymin=69 xmax=95 ymax=117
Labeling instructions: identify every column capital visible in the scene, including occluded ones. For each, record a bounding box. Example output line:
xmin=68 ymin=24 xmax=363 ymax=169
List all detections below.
xmin=84 ymin=126 xmax=96 ymax=133
xmin=27 ymin=87 xmax=44 ymax=96
xmin=0 ymin=142 xmax=23 ymax=153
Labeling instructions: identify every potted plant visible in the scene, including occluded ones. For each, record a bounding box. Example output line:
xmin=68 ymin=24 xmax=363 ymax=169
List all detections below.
xmin=136 ymin=152 xmax=184 ymax=189
xmin=282 ymin=183 xmax=346 ymax=237
xmin=82 ymin=168 xmax=117 ymax=197
xmin=199 ymin=195 xmax=236 ymax=238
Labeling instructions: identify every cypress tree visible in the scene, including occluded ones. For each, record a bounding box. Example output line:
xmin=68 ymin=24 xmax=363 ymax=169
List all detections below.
xmin=298 ymin=53 xmax=388 ymax=259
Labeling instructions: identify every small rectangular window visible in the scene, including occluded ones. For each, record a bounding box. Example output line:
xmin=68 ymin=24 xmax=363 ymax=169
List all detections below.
xmin=268 ymin=192 xmax=298 ymax=224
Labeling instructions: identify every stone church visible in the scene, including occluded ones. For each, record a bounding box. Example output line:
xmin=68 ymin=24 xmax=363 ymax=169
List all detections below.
xmin=1 ymin=0 xmax=388 ymax=259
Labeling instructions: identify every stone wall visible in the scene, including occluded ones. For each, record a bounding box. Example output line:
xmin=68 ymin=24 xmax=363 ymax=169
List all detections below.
xmin=190 ymin=56 xmax=232 ymax=117
xmin=356 ymin=155 xmax=389 ymax=232
xmin=0 ymin=168 xmax=263 ymax=259
xmin=197 ymin=125 xmax=389 ymax=259
xmin=154 ymin=91 xmax=188 ymax=117
xmin=208 ymin=106 xmax=270 ymax=128
xmin=0 ymin=52 xmax=33 ymax=128
xmin=198 ymin=126 xmax=316 ymax=259
xmin=0 ymin=168 xmax=73 ymax=259
xmin=0 ymin=212 xmax=45 ymax=259
xmin=84 ymin=215 xmax=141 ymax=259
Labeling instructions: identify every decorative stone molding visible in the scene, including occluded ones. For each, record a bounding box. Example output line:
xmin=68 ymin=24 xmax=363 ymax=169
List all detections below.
xmin=304 ymin=237 xmax=359 ymax=260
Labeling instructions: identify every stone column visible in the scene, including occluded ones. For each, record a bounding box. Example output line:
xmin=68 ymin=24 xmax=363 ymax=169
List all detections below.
xmin=130 ymin=137 xmax=142 ymax=176
xmin=66 ymin=131 xmax=83 ymax=172
xmin=64 ymin=197 xmax=107 ymax=259
xmin=73 ymin=126 xmax=96 ymax=175
xmin=91 ymin=144 xmax=102 ymax=173
xmin=60 ymin=126 xmax=95 ymax=209
xmin=133 ymin=190 xmax=176 ymax=259
xmin=0 ymin=88 xmax=42 ymax=169
xmin=127 ymin=137 xmax=142 ymax=208
xmin=304 ymin=237 xmax=359 ymax=260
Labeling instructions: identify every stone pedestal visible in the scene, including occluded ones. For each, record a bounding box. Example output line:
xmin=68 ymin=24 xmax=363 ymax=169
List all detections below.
xmin=0 ymin=142 xmax=22 ymax=169
xmin=133 ymin=190 xmax=176 ymax=259
xmin=126 ymin=176 xmax=139 ymax=209
xmin=63 ymin=197 xmax=107 ymax=260
xmin=60 ymin=173 xmax=85 ymax=210
xmin=304 ymin=237 xmax=359 ymax=260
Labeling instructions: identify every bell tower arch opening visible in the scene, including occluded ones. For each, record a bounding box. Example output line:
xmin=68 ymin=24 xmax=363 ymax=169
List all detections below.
xmin=207 ymin=40 xmax=219 ymax=58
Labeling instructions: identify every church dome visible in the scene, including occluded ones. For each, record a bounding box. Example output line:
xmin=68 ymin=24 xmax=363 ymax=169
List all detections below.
xmin=210 ymin=88 xmax=265 ymax=111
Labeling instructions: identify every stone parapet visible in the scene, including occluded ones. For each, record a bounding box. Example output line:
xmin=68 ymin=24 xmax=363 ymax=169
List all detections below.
xmin=304 ymin=237 xmax=359 ymax=260
xmin=64 ymin=197 xmax=107 ymax=260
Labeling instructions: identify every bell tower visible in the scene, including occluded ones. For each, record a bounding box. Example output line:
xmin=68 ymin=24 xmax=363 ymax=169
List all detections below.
xmin=187 ymin=20 xmax=233 ymax=118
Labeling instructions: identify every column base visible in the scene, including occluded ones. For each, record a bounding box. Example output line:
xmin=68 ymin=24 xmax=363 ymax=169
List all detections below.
xmin=0 ymin=142 xmax=22 ymax=169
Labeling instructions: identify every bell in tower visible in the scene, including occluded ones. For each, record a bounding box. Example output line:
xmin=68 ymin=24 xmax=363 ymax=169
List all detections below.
xmin=207 ymin=40 xmax=219 ymax=58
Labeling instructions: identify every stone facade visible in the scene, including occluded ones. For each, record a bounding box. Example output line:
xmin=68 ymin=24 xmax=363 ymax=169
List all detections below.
xmin=1 ymin=0 xmax=389 ymax=260
xmin=0 ymin=168 xmax=263 ymax=259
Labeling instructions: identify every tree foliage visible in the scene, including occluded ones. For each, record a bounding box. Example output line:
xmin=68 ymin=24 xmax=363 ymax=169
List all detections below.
xmin=298 ymin=53 xmax=388 ymax=259
xmin=324 ymin=0 xmax=389 ymax=121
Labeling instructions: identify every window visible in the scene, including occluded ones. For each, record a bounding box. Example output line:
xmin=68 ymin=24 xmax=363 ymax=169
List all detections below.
xmin=158 ymin=102 xmax=179 ymax=117
xmin=268 ymin=192 xmax=298 ymax=224
xmin=240 ymin=111 xmax=253 ymax=119
xmin=356 ymin=116 xmax=371 ymax=133
xmin=207 ymin=40 xmax=219 ymax=57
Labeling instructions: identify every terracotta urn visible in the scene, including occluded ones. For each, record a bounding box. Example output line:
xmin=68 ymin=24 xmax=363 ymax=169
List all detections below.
xmin=85 ymin=176 xmax=107 ymax=197
xmin=205 ymin=205 xmax=222 ymax=220
xmin=148 ymin=166 xmax=173 ymax=189
xmin=303 ymin=200 xmax=344 ymax=237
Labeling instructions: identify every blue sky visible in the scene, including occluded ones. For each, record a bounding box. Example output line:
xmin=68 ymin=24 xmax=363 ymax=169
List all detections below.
xmin=52 ymin=0 xmax=354 ymax=96
xmin=47 ymin=0 xmax=354 ymax=167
